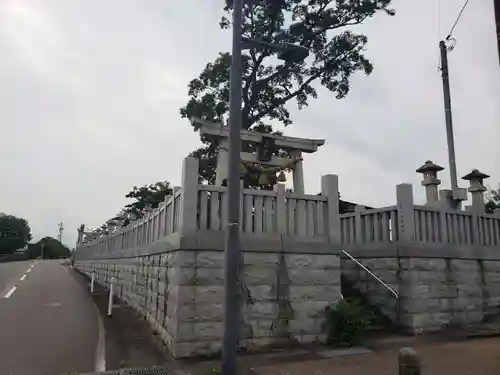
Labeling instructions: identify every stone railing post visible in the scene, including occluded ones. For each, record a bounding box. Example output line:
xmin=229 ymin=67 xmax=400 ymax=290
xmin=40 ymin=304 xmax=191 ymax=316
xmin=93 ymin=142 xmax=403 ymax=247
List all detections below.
xmin=276 ymin=183 xmax=287 ymax=234
xmin=179 ymin=157 xmax=199 ymax=235
xmin=439 ymin=189 xmax=453 ymax=210
xmin=354 ymin=205 xmax=364 ymax=244
xmin=161 ymin=191 xmax=172 ymax=236
xmin=166 ymin=187 xmax=180 ymax=235
xmin=398 ymin=347 xmax=421 ymax=375
xmin=321 ymin=174 xmax=340 ymax=245
xmin=396 ymin=184 xmax=415 ymax=243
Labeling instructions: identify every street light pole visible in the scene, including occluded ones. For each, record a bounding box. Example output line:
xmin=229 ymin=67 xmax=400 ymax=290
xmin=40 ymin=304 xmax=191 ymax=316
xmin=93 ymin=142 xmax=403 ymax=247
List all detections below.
xmin=221 ymin=4 xmax=309 ymax=374
xmin=40 ymin=242 xmax=45 ymax=260
xmin=222 ymin=0 xmax=243 ymax=374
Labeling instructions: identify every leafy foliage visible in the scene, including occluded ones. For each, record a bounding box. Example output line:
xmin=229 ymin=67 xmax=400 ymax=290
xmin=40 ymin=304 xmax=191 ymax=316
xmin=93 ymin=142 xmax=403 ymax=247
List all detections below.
xmin=122 ymin=181 xmax=173 ymax=219
xmin=26 ymin=237 xmax=71 ymax=259
xmin=485 ymin=183 xmax=500 ymax=214
xmin=324 ymin=297 xmax=372 ymax=347
xmin=89 ymin=181 xmax=174 ymax=237
xmin=181 ymin=0 xmax=395 ymax=182
xmin=0 ymin=214 xmax=32 ymax=255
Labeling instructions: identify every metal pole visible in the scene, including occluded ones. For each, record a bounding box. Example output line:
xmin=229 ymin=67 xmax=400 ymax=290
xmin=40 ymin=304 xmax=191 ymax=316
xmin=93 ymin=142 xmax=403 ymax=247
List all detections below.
xmin=40 ymin=243 xmax=44 ymax=260
xmin=439 ymin=40 xmax=459 ymax=193
xmin=91 ymin=272 xmax=95 ymax=293
xmin=222 ymin=0 xmax=243 ymax=373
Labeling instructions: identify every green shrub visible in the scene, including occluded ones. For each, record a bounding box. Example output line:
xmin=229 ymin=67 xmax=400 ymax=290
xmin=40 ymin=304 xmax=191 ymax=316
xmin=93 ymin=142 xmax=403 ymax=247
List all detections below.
xmin=325 ymin=298 xmax=372 ymax=347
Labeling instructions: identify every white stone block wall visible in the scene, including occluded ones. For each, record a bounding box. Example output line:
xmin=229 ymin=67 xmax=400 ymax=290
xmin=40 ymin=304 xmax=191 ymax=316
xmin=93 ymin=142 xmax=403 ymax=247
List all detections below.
xmin=400 ymin=258 xmax=482 ymax=332
xmin=342 ymin=258 xmax=400 ymax=321
xmin=75 ymin=250 xmax=342 ymax=358
xmin=482 ymin=261 xmax=500 ymax=315
xmin=341 ymin=257 xmax=500 ymax=334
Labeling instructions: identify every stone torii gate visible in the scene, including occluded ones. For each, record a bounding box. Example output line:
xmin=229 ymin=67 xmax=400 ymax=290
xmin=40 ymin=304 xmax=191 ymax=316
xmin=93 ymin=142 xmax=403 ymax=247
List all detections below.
xmin=191 ymin=118 xmax=325 ymax=194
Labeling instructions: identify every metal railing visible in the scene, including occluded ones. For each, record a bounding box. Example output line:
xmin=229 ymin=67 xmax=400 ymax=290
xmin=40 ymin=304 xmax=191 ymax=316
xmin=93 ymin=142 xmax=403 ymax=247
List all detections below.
xmin=342 ymin=249 xmax=398 ymax=299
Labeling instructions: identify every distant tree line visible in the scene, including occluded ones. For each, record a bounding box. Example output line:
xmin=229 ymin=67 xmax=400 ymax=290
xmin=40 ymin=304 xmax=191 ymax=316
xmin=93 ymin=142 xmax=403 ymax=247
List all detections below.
xmin=26 ymin=237 xmax=71 ymax=259
xmin=0 ymin=213 xmax=32 ymax=255
xmin=0 ymin=213 xmax=70 ymax=262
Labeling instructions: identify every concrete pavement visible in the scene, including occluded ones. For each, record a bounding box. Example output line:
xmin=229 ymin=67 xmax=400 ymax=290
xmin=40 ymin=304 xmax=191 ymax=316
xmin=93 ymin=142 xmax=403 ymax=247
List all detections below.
xmin=0 ymin=260 xmax=102 ymax=375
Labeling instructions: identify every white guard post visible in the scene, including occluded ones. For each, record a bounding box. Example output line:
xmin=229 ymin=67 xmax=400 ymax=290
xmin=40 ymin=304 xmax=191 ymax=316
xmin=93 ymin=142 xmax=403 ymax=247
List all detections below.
xmin=108 ymin=277 xmax=116 ymax=317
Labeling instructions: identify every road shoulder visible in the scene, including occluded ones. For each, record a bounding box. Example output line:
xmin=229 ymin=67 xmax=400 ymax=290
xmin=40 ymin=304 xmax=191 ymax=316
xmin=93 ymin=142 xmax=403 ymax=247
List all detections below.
xmin=70 ymin=268 xmax=171 ymax=371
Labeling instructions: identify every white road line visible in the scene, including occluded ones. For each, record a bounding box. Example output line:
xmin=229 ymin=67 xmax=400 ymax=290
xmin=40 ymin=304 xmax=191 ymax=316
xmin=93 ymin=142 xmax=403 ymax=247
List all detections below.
xmin=20 ymin=275 xmax=26 ymax=281
xmin=26 ymin=268 xmax=31 ymax=273
xmin=4 ymin=286 xmax=17 ymax=299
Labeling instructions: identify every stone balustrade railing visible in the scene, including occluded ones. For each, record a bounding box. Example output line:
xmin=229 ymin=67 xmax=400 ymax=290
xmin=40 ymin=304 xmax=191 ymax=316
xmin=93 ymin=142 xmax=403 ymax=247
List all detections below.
xmin=414 ymin=206 xmax=500 ymax=247
xmin=196 ymin=184 xmax=328 ymax=236
xmin=77 ymin=159 xmax=500 ymax=261
xmin=76 ymin=157 xmax=340 ymax=260
xmin=340 ymin=206 xmax=399 ymax=245
xmin=338 ymin=184 xmax=500 ymax=253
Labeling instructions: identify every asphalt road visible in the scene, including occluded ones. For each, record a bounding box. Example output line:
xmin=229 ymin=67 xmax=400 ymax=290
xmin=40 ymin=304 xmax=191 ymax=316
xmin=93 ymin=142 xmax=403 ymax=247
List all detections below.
xmin=0 ymin=260 xmax=32 ymax=297
xmin=0 ymin=260 xmax=100 ymax=375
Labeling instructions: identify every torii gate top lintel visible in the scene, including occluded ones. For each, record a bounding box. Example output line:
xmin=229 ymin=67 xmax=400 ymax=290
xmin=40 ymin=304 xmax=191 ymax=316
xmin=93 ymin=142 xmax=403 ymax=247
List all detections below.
xmin=193 ymin=117 xmax=325 ymax=153
xmin=191 ymin=117 xmax=325 ymax=194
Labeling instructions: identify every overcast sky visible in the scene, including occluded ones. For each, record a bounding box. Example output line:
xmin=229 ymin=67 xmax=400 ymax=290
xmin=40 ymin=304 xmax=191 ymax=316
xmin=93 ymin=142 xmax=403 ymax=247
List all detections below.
xmin=0 ymin=0 xmax=499 ymax=247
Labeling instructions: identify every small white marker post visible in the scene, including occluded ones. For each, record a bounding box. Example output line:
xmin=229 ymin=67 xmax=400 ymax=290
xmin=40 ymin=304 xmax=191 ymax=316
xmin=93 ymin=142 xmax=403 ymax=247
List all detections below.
xmin=107 ymin=277 xmax=116 ymax=317
xmin=90 ymin=272 xmax=95 ymax=293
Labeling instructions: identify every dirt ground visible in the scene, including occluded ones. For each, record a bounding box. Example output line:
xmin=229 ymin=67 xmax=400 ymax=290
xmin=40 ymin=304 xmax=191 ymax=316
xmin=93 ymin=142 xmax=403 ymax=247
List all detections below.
xmin=252 ymin=338 xmax=500 ymax=375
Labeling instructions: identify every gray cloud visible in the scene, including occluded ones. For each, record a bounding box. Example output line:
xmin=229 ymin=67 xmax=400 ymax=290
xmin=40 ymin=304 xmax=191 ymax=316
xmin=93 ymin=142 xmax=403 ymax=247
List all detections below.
xmin=0 ymin=0 xmax=498 ymax=246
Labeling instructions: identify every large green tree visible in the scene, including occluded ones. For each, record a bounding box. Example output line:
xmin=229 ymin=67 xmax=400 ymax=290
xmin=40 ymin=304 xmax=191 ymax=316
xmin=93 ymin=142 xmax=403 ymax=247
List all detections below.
xmin=486 ymin=183 xmax=500 ymax=214
xmin=0 ymin=214 xmax=32 ymax=255
xmin=91 ymin=181 xmax=174 ymax=236
xmin=181 ymin=0 xmax=395 ymax=182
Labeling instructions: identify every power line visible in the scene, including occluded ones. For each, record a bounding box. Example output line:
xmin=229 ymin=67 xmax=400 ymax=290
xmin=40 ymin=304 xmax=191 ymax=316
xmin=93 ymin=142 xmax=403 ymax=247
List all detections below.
xmin=446 ymin=0 xmax=471 ymax=40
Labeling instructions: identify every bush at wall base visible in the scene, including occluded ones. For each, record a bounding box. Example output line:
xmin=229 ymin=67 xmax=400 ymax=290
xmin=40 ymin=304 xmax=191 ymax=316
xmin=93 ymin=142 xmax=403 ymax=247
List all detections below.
xmin=324 ymin=298 xmax=372 ymax=347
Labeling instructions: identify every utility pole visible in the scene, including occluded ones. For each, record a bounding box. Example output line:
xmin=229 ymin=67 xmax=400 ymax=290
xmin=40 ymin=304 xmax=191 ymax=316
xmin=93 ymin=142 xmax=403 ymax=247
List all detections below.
xmin=40 ymin=242 xmax=44 ymax=260
xmin=439 ymin=40 xmax=467 ymax=208
xmin=439 ymin=40 xmax=459 ymax=193
xmin=57 ymin=222 xmax=64 ymax=243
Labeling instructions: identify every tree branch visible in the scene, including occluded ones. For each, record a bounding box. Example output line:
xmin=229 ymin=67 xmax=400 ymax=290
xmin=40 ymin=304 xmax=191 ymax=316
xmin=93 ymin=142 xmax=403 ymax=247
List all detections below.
xmin=247 ymin=41 xmax=363 ymax=125
xmin=248 ymin=71 xmax=320 ymax=125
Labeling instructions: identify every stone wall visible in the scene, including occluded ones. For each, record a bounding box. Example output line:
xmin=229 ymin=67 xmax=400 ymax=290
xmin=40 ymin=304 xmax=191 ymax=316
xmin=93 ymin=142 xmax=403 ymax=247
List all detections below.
xmin=76 ymin=249 xmax=342 ymax=358
xmin=341 ymin=257 xmax=400 ymax=322
xmin=342 ymin=256 xmax=500 ymax=334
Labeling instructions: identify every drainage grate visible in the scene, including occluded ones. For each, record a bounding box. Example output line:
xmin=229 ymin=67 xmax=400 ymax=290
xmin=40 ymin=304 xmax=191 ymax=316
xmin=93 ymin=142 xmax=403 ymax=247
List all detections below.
xmin=121 ymin=368 xmax=170 ymax=375
xmin=81 ymin=367 xmax=170 ymax=375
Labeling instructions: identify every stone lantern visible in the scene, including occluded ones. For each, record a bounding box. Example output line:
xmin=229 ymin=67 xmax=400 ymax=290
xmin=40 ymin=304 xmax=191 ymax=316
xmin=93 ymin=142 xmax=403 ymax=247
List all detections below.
xmin=77 ymin=224 xmax=85 ymax=244
xmin=462 ymin=169 xmax=490 ymax=213
xmin=416 ymin=160 xmax=444 ymax=207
